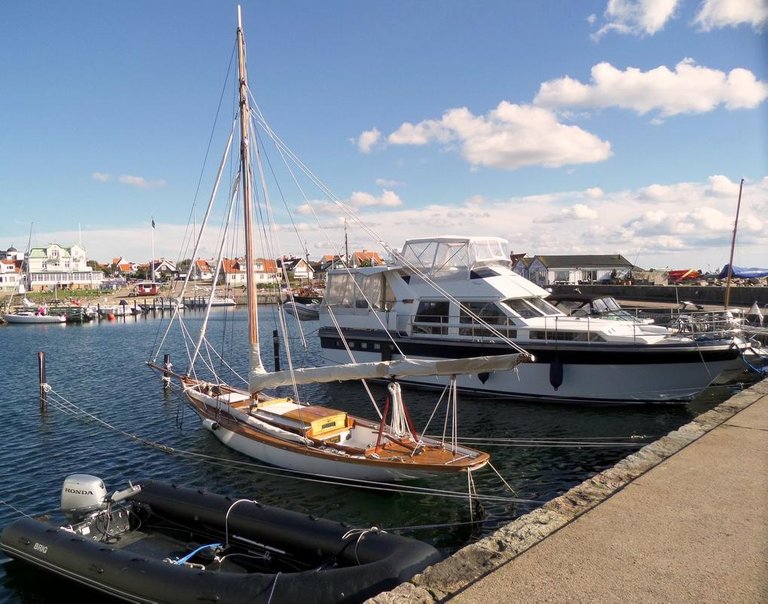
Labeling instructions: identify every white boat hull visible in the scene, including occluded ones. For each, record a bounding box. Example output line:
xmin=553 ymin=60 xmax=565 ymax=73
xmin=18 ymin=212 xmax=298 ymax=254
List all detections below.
xmin=201 ymin=418 xmax=463 ymax=481
xmin=284 ymin=301 xmax=320 ymax=321
xmin=3 ymin=313 xmax=66 ymax=324
xmin=318 ymin=339 xmax=745 ymax=404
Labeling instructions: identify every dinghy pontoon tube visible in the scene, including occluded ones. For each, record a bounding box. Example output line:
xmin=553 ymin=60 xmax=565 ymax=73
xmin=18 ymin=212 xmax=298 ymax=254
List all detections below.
xmin=1 ymin=475 xmax=441 ymax=603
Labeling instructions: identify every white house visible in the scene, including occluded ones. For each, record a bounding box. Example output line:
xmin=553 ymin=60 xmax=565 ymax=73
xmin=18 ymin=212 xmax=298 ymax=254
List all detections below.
xmin=0 ymin=258 xmax=21 ymax=293
xmin=149 ymin=259 xmax=178 ymax=281
xmin=220 ymin=257 xmax=279 ymax=288
xmin=111 ymin=256 xmax=138 ymax=276
xmin=527 ymin=254 xmax=636 ymax=286
xmin=26 ymin=243 xmax=104 ymax=291
xmin=191 ymin=259 xmax=215 ymax=282
xmin=279 ymin=257 xmax=315 ymax=281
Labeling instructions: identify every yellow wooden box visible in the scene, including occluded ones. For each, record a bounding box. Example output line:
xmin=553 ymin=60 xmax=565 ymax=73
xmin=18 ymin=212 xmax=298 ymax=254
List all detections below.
xmin=283 ymin=406 xmax=348 ymax=437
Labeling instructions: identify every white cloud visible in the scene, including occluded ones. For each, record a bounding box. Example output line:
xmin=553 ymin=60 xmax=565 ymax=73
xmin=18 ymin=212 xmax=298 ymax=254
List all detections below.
xmin=465 ymin=195 xmax=488 ymax=207
xmin=357 ymin=128 xmax=381 ymax=153
xmin=349 ymin=190 xmax=403 ymax=208
xmin=385 ymin=102 xmax=612 ymax=170
xmin=296 ymin=189 xmax=403 ymax=216
xmin=375 ymin=178 xmax=403 ymax=188
xmin=119 ymin=175 xmax=166 ymax=189
xmin=92 ymin=172 xmax=166 ymax=188
xmin=694 ymin=0 xmax=768 ymax=31
xmin=592 ymin=0 xmax=680 ymax=39
xmin=535 ymin=59 xmax=768 ymax=116
xmin=14 ymin=177 xmax=766 ymax=273
xmin=343 ymin=175 xmax=766 ymax=269
xmin=534 ymin=203 xmax=599 ymax=223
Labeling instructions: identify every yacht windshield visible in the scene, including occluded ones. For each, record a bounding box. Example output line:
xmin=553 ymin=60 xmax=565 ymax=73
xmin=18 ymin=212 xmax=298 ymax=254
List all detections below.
xmin=502 ymin=297 xmax=560 ymax=318
xmin=399 ymin=237 xmax=510 ymax=276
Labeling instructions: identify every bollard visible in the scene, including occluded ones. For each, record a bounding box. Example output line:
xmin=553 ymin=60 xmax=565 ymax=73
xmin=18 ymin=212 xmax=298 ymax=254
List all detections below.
xmin=162 ymin=354 xmax=172 ymax=389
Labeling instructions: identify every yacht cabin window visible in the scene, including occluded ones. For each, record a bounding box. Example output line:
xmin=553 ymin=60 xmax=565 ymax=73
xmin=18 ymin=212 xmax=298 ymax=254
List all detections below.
xmin=502 ymin=297 xmax=560 ymax=318
xmin=459 ymin=301 xmax=516 ymax=337
xmin=413 ymin=300 xmax=450 ymax=334
xmin=400 ymin=238 xmax=510 ymax=278
xmin=325 ymin=272 xmax=393 ymax=310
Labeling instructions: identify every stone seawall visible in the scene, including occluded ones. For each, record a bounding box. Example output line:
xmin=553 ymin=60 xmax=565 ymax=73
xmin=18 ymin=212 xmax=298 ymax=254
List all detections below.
xmin=369 ymin=377 xmax=768 ymax=603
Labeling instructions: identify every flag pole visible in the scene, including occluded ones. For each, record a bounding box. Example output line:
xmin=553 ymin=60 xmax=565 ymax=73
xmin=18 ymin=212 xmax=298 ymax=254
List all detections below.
xmin=151 ymin=217 xmax=156 ymax=282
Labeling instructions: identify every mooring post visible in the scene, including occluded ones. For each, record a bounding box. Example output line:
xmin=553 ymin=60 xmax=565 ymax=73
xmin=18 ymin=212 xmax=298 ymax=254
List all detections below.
xmin=162 ymin=353 xmax=172 ymax=389
xmin=38 ymin=351 xmax=47 ymax=411
xmin=273 ymin=329 xmax=280 ymax=372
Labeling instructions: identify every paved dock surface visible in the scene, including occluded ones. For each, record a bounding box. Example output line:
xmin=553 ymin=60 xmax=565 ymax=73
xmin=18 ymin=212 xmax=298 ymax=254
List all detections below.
xmin=449 ymin=384 xmax=768 ymax=603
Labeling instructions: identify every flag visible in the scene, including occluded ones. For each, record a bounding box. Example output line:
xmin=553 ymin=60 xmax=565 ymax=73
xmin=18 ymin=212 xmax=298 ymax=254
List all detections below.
xmin=151 ymin=219 xmax=156 ymax=229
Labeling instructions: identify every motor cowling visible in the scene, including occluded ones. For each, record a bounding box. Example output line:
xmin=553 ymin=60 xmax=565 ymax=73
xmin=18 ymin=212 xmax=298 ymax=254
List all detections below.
xmin=60 ymin=474 xmax=108 ymax=522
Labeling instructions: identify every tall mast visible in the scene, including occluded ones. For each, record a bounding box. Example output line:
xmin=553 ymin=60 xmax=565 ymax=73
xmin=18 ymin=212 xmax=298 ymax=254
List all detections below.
xmin=723 ymin=178 xmax=744 ymax=309
xmin=237 ymin=6 xmax=264 ymax=381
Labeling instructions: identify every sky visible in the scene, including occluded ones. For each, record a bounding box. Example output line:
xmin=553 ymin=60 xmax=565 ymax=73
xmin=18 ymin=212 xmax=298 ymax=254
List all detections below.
xmin=1 ymin=0 xmax=766 ymax=272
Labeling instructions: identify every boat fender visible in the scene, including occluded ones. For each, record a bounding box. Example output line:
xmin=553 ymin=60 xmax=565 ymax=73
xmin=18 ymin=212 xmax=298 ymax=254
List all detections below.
xmin=478 ymin=372 xmax=490 ymax=384
xmin=202 ymin=418 xmax=219 ymax=432
xmin=549 ymin=357 xmax=563 ymax=390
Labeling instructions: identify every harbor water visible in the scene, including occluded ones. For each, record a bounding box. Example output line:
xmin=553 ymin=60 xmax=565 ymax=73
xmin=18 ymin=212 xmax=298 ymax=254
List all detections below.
xmin=0 ymin=307 xmax=754 ymax=602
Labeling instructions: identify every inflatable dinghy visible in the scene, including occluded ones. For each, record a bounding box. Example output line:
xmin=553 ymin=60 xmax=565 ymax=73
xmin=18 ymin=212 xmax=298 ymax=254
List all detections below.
xmin=0 ymin=475 xmax=441 ymax=603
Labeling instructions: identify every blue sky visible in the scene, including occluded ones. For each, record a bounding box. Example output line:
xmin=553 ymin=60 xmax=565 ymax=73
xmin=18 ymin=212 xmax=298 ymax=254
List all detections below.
xmin=1 ymin=0 xmax=765 ymax=272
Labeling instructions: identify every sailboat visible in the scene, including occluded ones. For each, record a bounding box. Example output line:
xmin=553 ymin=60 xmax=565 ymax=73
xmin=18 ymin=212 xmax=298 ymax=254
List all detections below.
xmin=2 ymin=244 xmax=65 ymax=324
xmin=149 ymin=7 xmax=529 ymax=482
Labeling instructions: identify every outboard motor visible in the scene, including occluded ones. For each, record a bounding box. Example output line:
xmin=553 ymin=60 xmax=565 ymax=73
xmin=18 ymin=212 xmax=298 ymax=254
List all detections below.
xmin=60 ymin=474 xmax=108 ymax=523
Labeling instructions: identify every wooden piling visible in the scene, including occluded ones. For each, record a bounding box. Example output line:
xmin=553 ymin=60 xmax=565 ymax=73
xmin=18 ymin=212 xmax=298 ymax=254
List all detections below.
xmin=273 ymin=329 xmax=280 ymax=372
xmin=38 ymin=351 xmax=47 ymax=411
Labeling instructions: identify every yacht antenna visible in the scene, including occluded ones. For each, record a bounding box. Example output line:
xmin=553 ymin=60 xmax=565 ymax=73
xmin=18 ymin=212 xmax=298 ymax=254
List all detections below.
xmin=344 ymin=218 xmax=349 ymax=267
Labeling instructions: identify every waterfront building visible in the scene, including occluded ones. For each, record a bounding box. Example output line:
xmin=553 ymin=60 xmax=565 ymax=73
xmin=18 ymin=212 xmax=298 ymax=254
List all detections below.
xmin=220 ymin=257 xmax=278 ymax=288
xmin=110 ymin=256 xmax=138 ymax=277
xmin=0 ymin=257 xmax=22 ymax=293
xmin=26 ymin=243 xmax=104 ymax=291
xmin=277 ymin=257 xmax=315 ymax=281
xmin=527 ymin=254 xmax=636 ymax=286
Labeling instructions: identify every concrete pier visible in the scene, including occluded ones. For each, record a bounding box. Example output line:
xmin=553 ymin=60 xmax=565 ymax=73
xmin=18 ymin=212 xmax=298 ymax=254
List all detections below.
xmin=370 ymin=377 xmax=768 ymax=603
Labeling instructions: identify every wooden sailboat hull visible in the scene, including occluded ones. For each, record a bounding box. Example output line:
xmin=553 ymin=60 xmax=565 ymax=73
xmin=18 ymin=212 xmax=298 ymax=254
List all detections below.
xmin=182 ymin=385 xmax=489 ymax=482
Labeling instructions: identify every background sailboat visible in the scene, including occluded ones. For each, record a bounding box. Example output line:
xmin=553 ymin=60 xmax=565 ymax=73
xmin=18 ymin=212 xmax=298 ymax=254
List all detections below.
xmin=149 ymin=6 xmax=529 ymax=482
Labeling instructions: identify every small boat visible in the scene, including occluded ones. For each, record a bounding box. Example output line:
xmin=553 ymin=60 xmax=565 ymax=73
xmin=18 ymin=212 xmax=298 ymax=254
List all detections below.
xmin=0 ymin=474 xmax=441 ymax=603
xmin=282 ymin=286 xmax=323 ymax=305
xmin=185 ymin=295 xmax=237 ymax=308
xmin=284 ymin=300 xmax=320 ymax=320
xmin=2 ymin=309 xmax=66 ymax=324
xmin=97 ymin=304 xmax=144 ymax=318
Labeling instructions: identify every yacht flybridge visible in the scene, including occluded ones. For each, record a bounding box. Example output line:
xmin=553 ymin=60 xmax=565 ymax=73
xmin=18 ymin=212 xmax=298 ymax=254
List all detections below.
xmin=318 ymin=236 xmax=756 ymax=404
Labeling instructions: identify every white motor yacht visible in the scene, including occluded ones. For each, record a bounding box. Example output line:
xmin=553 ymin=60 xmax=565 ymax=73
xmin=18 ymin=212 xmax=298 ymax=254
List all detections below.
xmin=318 ymin=236 xmax=758 ymax=404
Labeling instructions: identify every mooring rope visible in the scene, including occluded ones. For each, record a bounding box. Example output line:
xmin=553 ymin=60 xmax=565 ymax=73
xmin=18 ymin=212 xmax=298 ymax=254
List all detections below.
xmin=41 ymin=387 xmax=538 ymax=505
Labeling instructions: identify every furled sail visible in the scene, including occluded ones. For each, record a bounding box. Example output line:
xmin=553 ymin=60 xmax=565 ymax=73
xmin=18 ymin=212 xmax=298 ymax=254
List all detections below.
xmin=250 ymin=352 xmax=531 ymax=392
